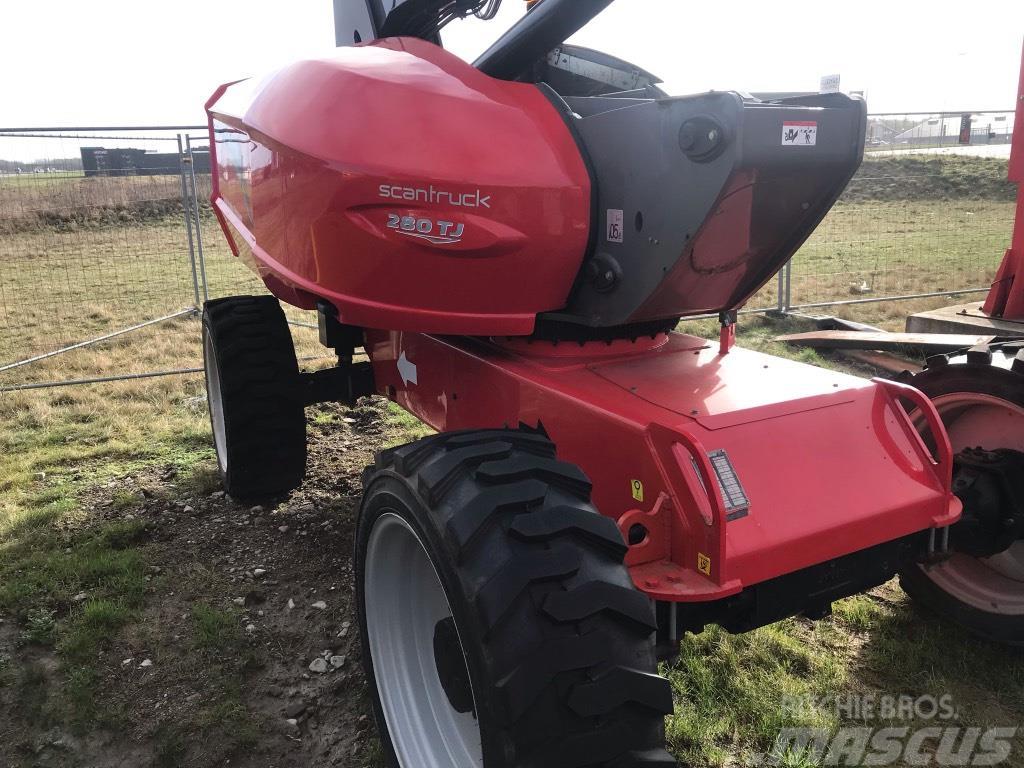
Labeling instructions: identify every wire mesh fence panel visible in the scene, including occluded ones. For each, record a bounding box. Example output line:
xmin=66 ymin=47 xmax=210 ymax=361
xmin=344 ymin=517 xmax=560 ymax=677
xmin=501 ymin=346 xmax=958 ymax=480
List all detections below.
xmin=786 ymin=139 xmax=1016 ymax=311
xmin=745 ymin=275 xmax=783 ymax=314
xmin=0 ymin=128 xmax=206 ymax=384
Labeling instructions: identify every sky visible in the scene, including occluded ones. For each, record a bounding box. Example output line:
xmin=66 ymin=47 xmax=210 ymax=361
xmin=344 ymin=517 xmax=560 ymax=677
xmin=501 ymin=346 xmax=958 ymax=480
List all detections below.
xmin=0 ymin=0 xmax=1022 ymax=129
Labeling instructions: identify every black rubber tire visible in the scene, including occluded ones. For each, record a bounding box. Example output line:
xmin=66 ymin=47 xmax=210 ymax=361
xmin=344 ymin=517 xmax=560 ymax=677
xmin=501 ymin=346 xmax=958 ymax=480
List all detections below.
xmin=899 ymin=342 xmax=1024 ymax=644
xmin=355 ymin=428 xmax=676 ymax=768
xmin=201 ymin=295 xmax=306 ymax=500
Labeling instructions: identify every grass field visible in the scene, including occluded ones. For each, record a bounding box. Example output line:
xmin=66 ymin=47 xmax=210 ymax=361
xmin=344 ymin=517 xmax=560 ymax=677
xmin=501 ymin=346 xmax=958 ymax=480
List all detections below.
xmin=2 ymin=316 xmax=1023 ymax=767
xmin=0 ymin=153 xmax=1021 ymax=766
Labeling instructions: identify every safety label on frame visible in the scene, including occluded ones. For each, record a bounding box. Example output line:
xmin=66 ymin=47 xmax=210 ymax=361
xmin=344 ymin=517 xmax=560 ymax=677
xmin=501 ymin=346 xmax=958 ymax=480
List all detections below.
xmin=607 ymin=209 xmax=624 ymax=243
xmin=782 ymin=121 xmax=817 ymax=146
xmin=697 ymin=553 xmax=712 ymax=576
xmin=630 ymin=479 xmax=644 ymax=502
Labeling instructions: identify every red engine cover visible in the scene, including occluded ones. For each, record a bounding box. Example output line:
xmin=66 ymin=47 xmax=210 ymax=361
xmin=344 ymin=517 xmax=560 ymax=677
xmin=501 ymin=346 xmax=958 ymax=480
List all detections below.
xmin=206 ymin=38 xmax=591 ymax=335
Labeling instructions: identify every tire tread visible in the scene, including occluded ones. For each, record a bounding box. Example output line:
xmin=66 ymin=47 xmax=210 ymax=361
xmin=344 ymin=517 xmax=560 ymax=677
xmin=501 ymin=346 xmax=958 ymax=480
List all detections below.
xmin=359 ymin=427 xmax=675 ymax=767
xmin=202 ymin=295 xmax=305 ymax=500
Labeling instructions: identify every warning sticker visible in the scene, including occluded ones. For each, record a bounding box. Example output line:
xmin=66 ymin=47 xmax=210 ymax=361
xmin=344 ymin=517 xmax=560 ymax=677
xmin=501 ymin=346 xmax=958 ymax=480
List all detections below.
xmin=607 ymin=209 xmax=624 ymax=243
xmin=697 ymin=552 xmax=712 ymax=576
xmin=630 ymin=479 xmax=644 ymax=503
xmin=782 ymin=121 xmax=817 ymax=146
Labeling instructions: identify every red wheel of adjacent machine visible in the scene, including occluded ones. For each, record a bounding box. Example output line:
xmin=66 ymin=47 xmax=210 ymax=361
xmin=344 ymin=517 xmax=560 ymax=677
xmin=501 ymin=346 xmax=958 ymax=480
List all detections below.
xmin=901 ymin=344 xmax=1024 ymax=643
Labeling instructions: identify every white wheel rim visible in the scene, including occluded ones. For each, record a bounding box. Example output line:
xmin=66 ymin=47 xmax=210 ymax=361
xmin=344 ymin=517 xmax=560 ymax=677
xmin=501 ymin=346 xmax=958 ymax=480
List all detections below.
xmin=364 ymin=512 xmax=483 ymax=767
xmin=203 ymin=330 xmax=228 ymax=475
xmin=916 ymin=391 xmax=1024 ymax=614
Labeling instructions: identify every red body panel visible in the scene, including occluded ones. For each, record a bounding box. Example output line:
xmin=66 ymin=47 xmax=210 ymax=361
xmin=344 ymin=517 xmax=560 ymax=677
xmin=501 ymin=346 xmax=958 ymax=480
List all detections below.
xmin=365 ymin=331 xmax=960 ymax=601
xmin=207 ymin=38 xmax=590 ymax=335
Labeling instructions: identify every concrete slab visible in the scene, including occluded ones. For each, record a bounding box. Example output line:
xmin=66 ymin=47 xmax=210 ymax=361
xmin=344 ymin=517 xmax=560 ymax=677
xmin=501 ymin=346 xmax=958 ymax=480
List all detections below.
xmin=906 ymin=303 xmax=1024 ymax=337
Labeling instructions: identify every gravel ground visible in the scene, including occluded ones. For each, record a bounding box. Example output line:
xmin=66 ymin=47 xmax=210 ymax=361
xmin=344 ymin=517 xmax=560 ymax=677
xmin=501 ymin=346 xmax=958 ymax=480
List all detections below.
xmin=0 ymin=399 xmax=402 ymax=768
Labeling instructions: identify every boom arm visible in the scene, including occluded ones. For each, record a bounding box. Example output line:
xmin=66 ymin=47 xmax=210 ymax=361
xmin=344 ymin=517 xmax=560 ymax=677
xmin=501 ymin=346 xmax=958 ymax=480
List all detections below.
xmin=473 ymin=0 xmax=613 ymax=79
xmin=333 ymin=0 xmax=613 ymax=81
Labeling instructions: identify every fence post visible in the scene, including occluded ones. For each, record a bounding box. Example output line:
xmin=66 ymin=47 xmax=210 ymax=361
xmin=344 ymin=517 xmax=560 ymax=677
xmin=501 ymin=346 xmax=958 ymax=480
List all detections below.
xmin=185 ymin=134 xmax=210 ymax=303
xmin=776 ymin=260 xmax=793 ymax=314
xmin=178 ymin=133 xmax=202 ymax=309
xmin=776 ymin=266 xmax=785 ymax=313
xmin=784 ymin=259 xmax=792 ymax=312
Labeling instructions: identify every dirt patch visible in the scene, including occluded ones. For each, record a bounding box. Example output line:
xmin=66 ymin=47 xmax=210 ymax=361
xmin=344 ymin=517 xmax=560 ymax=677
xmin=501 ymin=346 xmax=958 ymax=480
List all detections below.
xmin=0 ymin=399 xmax=403 ymax=768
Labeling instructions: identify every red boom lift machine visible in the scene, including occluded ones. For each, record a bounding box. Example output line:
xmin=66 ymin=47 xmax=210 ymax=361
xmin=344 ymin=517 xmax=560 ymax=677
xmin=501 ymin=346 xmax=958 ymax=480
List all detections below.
xmin=201 ymin=1 xmax=1024 ymax=764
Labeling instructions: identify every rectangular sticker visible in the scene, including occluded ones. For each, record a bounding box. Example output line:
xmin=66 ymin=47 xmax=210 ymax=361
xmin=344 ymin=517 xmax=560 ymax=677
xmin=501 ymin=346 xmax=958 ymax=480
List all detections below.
xmin=630 ymin=479 xmax=644 ymax=503
xmin=819 ymin=73 xmax=840 ymax=94
xmin=782 ymin=121 xmax=817 ymax=146
xmin=606 ymin=208 xmax=624 ymax=243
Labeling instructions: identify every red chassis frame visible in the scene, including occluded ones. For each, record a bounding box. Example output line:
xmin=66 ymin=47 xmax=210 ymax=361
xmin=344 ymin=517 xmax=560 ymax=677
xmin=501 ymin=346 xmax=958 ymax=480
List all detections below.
xmin=364 ymin=328 xmax=960 ymax=604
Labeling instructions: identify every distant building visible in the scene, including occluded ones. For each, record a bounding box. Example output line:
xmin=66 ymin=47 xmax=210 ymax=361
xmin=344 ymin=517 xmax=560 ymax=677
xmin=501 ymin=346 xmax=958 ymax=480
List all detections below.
xmin=892 ymin=113 xmax=1015 ymax=146
xmin=80 ymin=146 xmax=210 ymax=177
xmin=81 ymin=147 xmax=145 ymax=177
xmin=866 ymin=119 xmax=901 ymax=144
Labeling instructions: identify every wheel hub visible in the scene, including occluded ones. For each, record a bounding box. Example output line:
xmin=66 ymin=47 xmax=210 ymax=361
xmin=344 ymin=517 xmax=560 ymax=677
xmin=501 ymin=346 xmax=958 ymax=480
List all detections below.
xmin=364 ymin=512 xmax=483 ymax=767
xmin=951 ymin=447 xmax=1024 ymax=557
xmin=202 ymin=330 xmax=228 ymax=475
xmin=433 ymin=616 xmax=475 ymax=715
